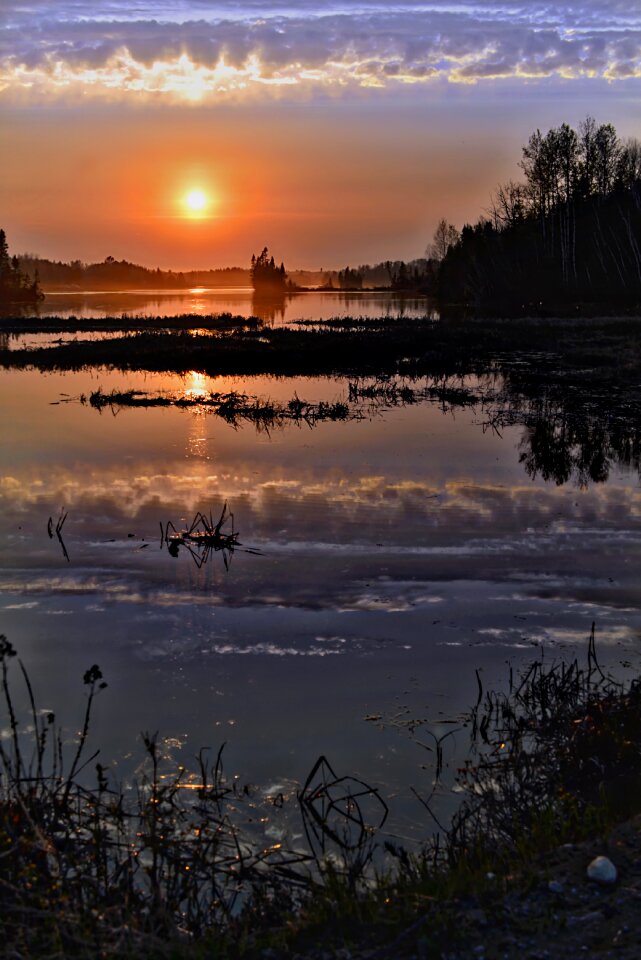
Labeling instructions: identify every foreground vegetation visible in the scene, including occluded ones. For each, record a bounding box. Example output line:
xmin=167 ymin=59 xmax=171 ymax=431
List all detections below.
xmin=2 ymin=628 xmax=641 ymax=958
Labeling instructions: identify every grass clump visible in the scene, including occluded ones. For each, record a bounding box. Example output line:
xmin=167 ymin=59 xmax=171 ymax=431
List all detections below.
xmin=2 ymin=626 xmax=641 ymax=958
xmin=86 ymin=387 xmax=351 ymax=430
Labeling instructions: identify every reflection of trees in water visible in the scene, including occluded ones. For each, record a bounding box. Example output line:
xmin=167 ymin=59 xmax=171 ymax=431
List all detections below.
xmin=0 ymin=301 xmax=42 ymax=320
xmin=335 ymin=292 xmax=436 ymax=319
xmin=518 ymin=413 xmax=613 ymax=486
xmin=492 ymin=377 xmax=641 ymax=487
xmin=250 ymin=291 xmax=287 ymax=325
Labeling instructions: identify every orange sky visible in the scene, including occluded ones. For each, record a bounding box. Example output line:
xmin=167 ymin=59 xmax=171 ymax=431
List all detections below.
xmin=2 ymin=1 xmax=640 ymax=270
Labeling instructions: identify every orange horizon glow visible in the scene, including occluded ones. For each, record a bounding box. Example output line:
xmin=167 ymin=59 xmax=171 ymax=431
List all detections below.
xmin=5 ymin=90 xmax=640 ymax=271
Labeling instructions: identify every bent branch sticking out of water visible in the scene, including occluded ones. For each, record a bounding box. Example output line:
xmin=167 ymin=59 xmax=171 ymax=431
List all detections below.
xmin=47 ymin=508 xmax=69 ymax=562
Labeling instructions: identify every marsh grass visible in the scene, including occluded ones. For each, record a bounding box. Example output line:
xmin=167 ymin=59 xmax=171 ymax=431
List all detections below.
xmin=86 ymin=387 xmax=351 ymax=429
xmin=160 ymin=504 xmax=257 ymax=570
xmin=0 ymin=312 xmax=261 ymax=334
xmin=4 ymin=313 xmax=641 ymax=389
xmin=0 ymin=635 xmax=390 ymax=957
xmin=2 ymin=627 xmax=641 ymax=958
xmin=84 ymin=377 xmax=478 ymax=432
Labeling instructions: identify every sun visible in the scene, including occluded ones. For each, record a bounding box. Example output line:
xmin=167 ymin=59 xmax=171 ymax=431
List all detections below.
xmin=183 ymin=188 xmax=209 ymax=215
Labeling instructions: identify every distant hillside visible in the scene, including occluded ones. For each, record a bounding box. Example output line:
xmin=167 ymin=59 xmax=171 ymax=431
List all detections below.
xmin=17 ymin=256 xmax=255 ymax=291
xmin=17 ymin=256 xmax=339 ymax=293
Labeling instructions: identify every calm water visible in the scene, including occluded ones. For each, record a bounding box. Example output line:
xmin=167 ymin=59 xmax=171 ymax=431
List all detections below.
xmin=2 ymin=362 xmax=641 ymax=841
xmin=39 ymin=288 xmax=435 ymax=324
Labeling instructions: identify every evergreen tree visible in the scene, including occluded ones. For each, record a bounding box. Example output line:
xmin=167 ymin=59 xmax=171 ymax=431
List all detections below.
xmin=0 ymin=228 xmax=43 ymax=305
xmin=250 ymin=247 xmax=288 ymax=292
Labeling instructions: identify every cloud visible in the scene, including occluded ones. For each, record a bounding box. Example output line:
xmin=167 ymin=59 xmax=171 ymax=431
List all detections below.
xmin=1 ymin=1 xmax=640 ymax=102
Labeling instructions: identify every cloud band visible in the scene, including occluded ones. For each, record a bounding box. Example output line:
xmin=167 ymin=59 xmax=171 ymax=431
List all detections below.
xmin=2 ymin=2 xmax=640 ymax=102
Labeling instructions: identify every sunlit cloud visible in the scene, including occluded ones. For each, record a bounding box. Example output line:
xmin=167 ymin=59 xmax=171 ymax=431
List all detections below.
xmin=1 ymin=1 xmax=640 ymax=103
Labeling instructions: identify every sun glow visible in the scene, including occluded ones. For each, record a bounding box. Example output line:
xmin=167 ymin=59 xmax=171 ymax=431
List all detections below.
xmin=184 ymin=189 xmax=209 ymax=216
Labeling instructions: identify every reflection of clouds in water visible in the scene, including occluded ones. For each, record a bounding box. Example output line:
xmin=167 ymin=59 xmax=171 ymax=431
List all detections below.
xmin=135 ymin=631 xmax=401 ymax=662
xmin=4 ymin=469 xmax=641 ymax=541
xmin=475 ymin=624 xmax=636 ymax=647
xmin=3 ymin=465 xmax=641 ymax=655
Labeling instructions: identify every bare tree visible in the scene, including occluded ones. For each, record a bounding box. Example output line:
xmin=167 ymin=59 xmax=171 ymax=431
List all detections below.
xmin=594 ymin=123 xmax=620 ymax=196
xmin=617 ymin=138 xmax=641 ymax=189
xmin=490 ymin=180 xmax=530 ymax=228
xmin=427 ymin=219 xmax=459 ymax=261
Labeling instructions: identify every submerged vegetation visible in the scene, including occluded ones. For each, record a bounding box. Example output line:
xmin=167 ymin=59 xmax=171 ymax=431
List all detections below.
xmin=5 ymin=312 xmax=641 ymax=380
xmin=87 ymin=387 xmax=351 ymax=429
xmin=2 ymin=629 xmax=641 ymax=958
xmin=160 ymin=504 xmax=262 ymax=569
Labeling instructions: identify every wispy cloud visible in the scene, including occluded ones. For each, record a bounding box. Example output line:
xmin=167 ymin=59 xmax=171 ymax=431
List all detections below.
xmin=2 ymin=1 xmax=639 ymax=102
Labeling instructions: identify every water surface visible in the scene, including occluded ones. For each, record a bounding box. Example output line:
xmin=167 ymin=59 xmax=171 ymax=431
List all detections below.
xmin=38 ymin=288 xmax=434 ymax=325
xmin=2 ymin=364 xmax=641 ymax=841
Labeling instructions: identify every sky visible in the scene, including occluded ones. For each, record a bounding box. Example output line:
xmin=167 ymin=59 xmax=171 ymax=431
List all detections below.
xmin=1 ymin=1 xmax=640 ymax=269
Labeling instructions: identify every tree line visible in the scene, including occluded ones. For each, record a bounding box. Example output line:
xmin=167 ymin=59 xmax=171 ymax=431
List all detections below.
xmin=320 ymin=258 xmax=436 ymax=292
xmin=439 ymin=118 xmax=641 ymax=315
xmin=0 ymin=230 xmax=43 ymax=306
xmin=17 ymin=254 xmax=254 ymax=291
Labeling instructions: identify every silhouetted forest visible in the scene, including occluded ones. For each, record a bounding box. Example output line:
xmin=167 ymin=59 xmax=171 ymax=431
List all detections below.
xmin=321 ymin=258 xmax=436 ymax=291
xmin=0 ymin=230 xmax=43 ymax=306
xmin=440 ymin=118 xmax=641 ymax=315
xmin=17 ymin=255 xmax=254 ymax=291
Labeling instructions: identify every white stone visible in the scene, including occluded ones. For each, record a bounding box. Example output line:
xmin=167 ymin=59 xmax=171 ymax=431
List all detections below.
xmin=586 ymin=855 xmax=617 ymax=884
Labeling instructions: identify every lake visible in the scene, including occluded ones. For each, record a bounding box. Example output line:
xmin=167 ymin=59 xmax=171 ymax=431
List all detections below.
xmin=38 ymin=287 xmax=435 ymax=325
xmin=2 ymin=308 xmax=641 ymax=846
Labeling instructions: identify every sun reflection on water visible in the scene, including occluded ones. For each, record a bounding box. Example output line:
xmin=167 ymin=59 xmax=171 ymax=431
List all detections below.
xmin=183 ymin=370 xmax=209 ymax=402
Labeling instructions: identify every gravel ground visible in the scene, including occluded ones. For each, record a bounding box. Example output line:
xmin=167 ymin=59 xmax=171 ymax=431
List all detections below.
xmin=275 ymin=815 xmax=641 ymax=960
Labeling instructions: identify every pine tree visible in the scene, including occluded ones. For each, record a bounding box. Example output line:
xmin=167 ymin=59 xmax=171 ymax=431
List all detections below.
xmin=0 ymin=228 xmax=44 ymax=305
xmin=250 ymin=247 xmax=288 ymax=292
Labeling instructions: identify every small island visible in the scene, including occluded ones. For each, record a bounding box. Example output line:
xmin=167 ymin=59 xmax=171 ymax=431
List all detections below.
xmin=250 ymin=246 xmax=294 ymax=293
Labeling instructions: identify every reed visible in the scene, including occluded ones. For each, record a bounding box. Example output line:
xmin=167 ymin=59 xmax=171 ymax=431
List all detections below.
xmin=1 ymin=627 xmax=640 ymax=957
